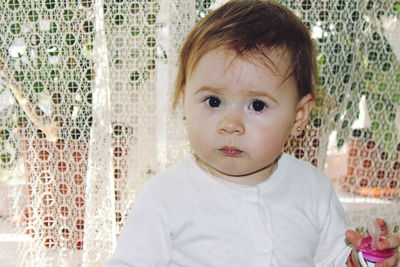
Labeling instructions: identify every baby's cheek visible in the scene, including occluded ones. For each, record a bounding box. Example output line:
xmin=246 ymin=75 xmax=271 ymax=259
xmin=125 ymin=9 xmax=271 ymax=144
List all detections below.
xmin=188 ymin=130 xmax=209 ymax=152
xmin=257 ymin=131 xmax=286 ymax=150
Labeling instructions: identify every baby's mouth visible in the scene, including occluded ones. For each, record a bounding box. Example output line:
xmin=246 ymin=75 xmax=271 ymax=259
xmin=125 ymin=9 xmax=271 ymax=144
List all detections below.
xmin=219 ymin=146 xmax=243 ymax=156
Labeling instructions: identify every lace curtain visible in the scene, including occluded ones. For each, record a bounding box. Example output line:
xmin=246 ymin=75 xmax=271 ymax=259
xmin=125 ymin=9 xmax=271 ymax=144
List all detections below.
xmin=0 ymin=0 xmax=399 ymax=266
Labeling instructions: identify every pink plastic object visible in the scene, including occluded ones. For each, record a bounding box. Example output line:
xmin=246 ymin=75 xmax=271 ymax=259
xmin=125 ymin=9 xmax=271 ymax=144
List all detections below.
xmin=357 ymin=236 xmax=395 ymax=262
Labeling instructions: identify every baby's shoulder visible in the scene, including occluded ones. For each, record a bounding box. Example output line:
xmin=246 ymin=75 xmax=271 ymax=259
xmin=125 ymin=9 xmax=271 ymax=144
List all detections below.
xmin=283 ymin=153 xmax=331 ymax=189
xmin=141 ymin=156 xmax=201 ymax=196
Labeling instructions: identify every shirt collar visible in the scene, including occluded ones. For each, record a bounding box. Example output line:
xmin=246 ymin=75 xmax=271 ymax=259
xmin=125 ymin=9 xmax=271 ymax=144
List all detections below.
xmin=188 ymin=153 xmax=288 ymax=194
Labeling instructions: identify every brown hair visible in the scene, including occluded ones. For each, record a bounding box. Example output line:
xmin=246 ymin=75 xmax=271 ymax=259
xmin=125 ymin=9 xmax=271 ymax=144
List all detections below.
xmin=173 ymin=0 xmax=319 ymax=108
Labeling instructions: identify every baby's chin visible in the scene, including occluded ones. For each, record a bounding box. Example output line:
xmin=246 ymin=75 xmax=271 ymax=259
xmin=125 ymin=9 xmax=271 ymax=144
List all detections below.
xmin=195 ymin=156 xmax=241 ymax=177
xmin=194 ymin=154 xmax=278 ymax=184
xmin=211 ymin=166 xmax=256 ymax=177
xmin=205 ymin=163 xmax=277 ymax=186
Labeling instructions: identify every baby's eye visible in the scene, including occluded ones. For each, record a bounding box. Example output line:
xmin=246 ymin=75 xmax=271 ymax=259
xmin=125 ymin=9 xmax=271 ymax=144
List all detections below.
xmin=249 ymin=100 xmax=267 ymax=112
xmin=204 ymin=96 xmax=222 ymax=108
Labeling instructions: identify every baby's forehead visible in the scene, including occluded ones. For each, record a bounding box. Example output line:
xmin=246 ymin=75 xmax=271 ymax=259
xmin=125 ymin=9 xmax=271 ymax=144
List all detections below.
xmin=188 ymin=47 xmax=296 ymax=94
xmin=198 ymin=47 xmax=294 ymax=78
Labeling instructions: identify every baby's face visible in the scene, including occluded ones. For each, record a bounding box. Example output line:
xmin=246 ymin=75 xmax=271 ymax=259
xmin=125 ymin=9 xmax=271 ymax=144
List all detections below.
xmin=183 ymin=48 xmax=313 ymax=184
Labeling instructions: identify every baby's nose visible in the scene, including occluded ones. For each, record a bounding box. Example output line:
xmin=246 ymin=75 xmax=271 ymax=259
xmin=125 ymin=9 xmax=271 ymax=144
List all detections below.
xmin=217 ymin=112 xmax=245 ymax=135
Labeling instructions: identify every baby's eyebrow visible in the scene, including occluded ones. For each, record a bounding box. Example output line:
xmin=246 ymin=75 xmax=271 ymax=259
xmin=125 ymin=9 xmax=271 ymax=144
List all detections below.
xmin=194 ymin=86 xmax=223 ymax=95
xmin=246 ymin=90 xmax=278 ymax=104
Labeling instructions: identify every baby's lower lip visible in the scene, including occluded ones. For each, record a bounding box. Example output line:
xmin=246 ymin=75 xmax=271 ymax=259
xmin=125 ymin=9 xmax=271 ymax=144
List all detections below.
xmin=219 ymin=147 xmax=243 ymax=156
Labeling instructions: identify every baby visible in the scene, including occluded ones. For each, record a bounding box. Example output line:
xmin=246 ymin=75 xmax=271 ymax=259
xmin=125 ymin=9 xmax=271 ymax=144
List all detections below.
xmin=106 ymin=0 xmax=400 ymax=266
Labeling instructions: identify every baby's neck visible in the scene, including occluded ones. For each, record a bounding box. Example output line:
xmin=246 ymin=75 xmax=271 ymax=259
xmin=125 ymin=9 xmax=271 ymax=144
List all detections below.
xmin=195 ymin=155 xmax=279 ymax=186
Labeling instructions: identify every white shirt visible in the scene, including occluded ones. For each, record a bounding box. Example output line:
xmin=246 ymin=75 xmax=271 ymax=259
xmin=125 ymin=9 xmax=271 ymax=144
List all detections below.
xmin=105 ymin=153 xmax=351 ymax=266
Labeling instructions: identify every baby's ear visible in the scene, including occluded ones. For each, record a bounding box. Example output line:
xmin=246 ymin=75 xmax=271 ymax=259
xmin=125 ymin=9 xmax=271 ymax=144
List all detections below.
xmin=291 ymin=94 xmax=315 ymax=137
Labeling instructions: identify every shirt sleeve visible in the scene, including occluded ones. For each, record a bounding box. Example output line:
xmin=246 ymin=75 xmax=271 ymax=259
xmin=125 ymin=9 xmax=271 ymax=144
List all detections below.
xmin=104 ymin=185 xmax=172 ymax=267
xmin=314 ymin=186 xmax=352 ymax=267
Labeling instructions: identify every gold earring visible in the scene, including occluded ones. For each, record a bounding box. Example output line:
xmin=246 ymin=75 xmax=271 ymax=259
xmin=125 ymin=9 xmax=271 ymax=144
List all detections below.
xmin=183 ymin=116 xmax=186 ymax=121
